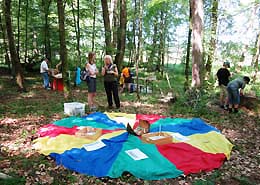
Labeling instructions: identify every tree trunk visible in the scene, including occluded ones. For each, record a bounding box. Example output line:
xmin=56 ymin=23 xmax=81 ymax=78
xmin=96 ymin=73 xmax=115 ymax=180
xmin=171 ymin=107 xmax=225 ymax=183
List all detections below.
xmin=184 ymin=0 xmax=192 ymax=90
xmin=111 ymin=0 xmax=118 ymax=49
xmin=130 ymin=0 xmax=137 ymax=66
xmin=43 ymin=0 xmax=52 ymax=61
xmin=24 ymin=0 xmax=29 ymax=63
xmin=136 ymin=0 xmax=143 ymax=100
xmin=252 ymin=33 xmax=260 ymax=81
xmin=114 ymin=0 xmax=127 ymax=70
xmin=149 ymin=17 xmax=158 ymax=66
xmin=205 ymin=0 xmax=218 ymax=79
xmin=191 ymin=0 xmax=204 ymax=88
xmin=17 ymin=0 xmax=21 ymax=60
xmin=0 ymin=13 xmax=11 ymax=74
xmin=57 ymin=0 xmax=70 ymax=98
xmin=92 ymin=0 xmax=96 ymax=51
xmin=76 ymin=0 xmax=81 ymax=63
xmin=71 ymin=0 xmax=81 ymax=65
xmin=4 ymin=0 xmax=25 ymax=91
xmin=101 ymin=0 xmax=113 ymax=54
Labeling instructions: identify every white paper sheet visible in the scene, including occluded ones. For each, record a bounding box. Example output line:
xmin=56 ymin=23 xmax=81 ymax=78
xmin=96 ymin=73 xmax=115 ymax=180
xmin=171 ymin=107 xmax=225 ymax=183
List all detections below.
xmin=83 ymin=141 xmax=106 ymax=151
xmin=125 ymin=148 xmax=148 ymax=160
xmin=170 ymin=133 xmax=189 ymax=141
xmin=149 ymin=135 xmax=166 ymax=140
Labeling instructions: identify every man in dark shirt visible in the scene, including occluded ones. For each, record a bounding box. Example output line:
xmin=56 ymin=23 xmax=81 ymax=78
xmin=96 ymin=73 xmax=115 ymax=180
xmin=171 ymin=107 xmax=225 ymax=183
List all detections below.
xmin=216 ymin=61 xmax=231 ymax=109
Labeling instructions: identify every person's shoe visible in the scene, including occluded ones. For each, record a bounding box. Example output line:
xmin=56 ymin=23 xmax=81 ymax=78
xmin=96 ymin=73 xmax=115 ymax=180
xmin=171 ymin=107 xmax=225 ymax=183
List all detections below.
xmin=228 ymin=108 xmax=233 ymax=113
xmin=107 ymin=106 xmax=113 ymax=110
xmin=220 ymin=105 xmax=225 ymax=109
xmin=234 ymin=108 xmax=238 ymax=113
xmin=224 ymin=105 xmax=228 ymax=110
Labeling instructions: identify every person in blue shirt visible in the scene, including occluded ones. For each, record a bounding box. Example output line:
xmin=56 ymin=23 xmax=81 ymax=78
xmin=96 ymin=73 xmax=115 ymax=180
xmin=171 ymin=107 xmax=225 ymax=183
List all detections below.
xmin=227 ymin=76 xmax=250 ymax=113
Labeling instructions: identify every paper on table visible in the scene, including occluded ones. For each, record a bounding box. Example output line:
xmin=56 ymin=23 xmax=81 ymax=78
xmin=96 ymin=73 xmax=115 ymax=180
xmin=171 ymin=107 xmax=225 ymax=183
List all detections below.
xmin=83 ymin=141 xmax=106 ymax=151
xmin=149 ymin=135 xmax=166 ymax=140
xmin=125 ymin=148 xmax=148 ymax=160
xmin=170 ymin=133 xmax=189 ymax=141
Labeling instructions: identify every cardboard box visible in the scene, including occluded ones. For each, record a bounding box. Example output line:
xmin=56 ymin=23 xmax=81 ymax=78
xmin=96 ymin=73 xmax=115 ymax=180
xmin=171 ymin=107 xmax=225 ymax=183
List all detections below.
xmin=64 ymin=102 xmax=85 ymax=116
xmin=141 ymin=132 xmax=173 ymax=145
xmin=75 ymin=127 xmax=102 ymax=140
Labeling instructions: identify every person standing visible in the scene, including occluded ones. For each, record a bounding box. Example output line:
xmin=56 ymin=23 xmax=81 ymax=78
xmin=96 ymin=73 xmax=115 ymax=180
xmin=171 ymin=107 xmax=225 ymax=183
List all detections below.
xmin=40 ymin=58 xmax=51 ymax=90
xmin=216 ymin=61 xmax=231 ymax=109
xmin=227 ymin=76 xmax=250 ymax=113
xmin=101 ymin=55 xmax=120 ymax=109
xmin=86 ymin=52 xmax=99 ymax=111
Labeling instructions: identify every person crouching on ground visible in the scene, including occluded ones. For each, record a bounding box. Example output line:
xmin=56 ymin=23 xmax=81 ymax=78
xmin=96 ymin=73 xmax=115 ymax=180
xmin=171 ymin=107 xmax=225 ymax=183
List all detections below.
xmin=86 ymin=52 xmax=99 ymax=111
xmin=40 ymin=58 xmax=51 ymax=90
xmin=120 ymin=65 xmax=132 ymax=93
xmin=227 ymin=76 xmax=250 ymax=113
xmin=216 ymin=61 xmax=231 ymax=110
xmin=101 ymin=55 xmax=120 ymax=109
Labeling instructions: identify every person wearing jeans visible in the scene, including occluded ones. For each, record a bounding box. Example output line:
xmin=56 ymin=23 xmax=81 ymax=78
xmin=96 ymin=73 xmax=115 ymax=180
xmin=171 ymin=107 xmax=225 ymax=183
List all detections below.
xmin=40 ymin=58 xmax=50 ymax=89
xmin=101 ymin=55 xmax=120 ymax=109
xmin=226 ymin=76 xmax=250 ymax=113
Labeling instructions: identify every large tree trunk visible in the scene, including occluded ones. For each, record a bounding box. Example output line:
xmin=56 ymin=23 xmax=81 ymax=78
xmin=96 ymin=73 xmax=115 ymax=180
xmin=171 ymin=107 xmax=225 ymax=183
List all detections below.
xmin=136 ymin=0 xmax=143 ymax=100
xmin=0 ymin=13 xmax=11 ymax=74
xmin=71 ymin=0 xmax=81 ymax=65
xmin=184 ymin=0 xmax=192 ymax=90
xmin=24 ymin=0 xmax=29 ymax=63
xmin=205 ymin=0 xmax=218 ymax=79
xmin=92 ymin=0 xmax=96 ymax=51
xmin=252 ymin=33 xmax=260 ymax=81
xmin=114 ymin=0 xmax=127 ymax=70
xmin=76 ymin=0 xmax=81 ymax=63
xmin=101 ymin=0 xmax=113 ymax=54
xmin=4 ymin=0 xmax=25 ymax=91
xmin=43 ymin=0 xmax=52 ymax=61
xmin=191 ymin=0 xmax=204 ymax=88
xmin=57 ymin=0 xmax=70 ymax=98
xmin=17 ymin=0 xmax=21 ymax=60
xmin=130 ymin=0 xmax=137 ymax=66
xmin=111 ymin=0 xmax=118 ymax=49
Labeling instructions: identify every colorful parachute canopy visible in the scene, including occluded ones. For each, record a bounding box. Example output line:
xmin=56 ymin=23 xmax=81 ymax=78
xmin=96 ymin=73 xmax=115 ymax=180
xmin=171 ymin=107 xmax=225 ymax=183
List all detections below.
xmin=34 ymin=112 xmax=233 ymax=180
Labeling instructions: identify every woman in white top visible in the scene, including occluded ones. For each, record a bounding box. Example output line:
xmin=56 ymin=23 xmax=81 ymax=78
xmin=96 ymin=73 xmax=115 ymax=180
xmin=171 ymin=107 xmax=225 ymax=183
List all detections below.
xmin=85 ymin=52 xmax=99 ymax=111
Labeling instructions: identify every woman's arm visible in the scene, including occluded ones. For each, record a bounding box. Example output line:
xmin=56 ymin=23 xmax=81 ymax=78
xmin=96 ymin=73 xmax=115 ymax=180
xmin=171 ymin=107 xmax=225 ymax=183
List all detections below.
xmin=101 ymin=66 xmax=106 ymax=76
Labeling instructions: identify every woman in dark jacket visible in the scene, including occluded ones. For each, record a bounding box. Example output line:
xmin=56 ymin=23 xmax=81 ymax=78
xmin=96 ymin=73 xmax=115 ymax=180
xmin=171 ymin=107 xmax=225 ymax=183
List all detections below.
xmin=101 ymin=55 xmax=120 ymax=109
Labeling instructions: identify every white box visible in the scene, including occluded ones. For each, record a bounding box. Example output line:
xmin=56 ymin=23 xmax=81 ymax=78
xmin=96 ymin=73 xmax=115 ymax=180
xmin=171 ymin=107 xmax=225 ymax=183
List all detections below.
xmin=64 ymin=102 xmax=85 ymax=116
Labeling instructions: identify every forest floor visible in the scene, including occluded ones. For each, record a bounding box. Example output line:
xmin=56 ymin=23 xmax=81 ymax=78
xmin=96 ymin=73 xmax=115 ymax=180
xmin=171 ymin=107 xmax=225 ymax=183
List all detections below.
xmin=0 ymin=72 xmax=260 ymax=185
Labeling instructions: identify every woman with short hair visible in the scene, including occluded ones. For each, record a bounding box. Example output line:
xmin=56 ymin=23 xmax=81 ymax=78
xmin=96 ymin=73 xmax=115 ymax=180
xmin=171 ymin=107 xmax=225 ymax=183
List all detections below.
xmin=101 ymin=55 xmax=120 ymax=109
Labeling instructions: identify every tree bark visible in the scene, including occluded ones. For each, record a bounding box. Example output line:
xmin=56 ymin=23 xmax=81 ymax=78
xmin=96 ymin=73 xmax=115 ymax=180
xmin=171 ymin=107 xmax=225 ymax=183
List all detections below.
xmin=24 ymin=0 xmax=29 ymax=63
xmin=205 ymin=0 xmax=218 ymax=79
xmin=111 ymin=0 xmax=118 ymax=49
xmin=114 ymin=0 xmax=127 ymax=70
xmin=43 ymin=0 xmax=52 ymax=61
xmin=17 ymin=0 xmax=21 ymax=60
xmin=76 ymin=0 xmax=81 ymax=63
xmin=136 ymin=0 xmax=143 ymax=100
xmin=4 ymin=0 xmax=25 ymax=91
xmin=101 ymin=0 xmax=113 ymax=54
xmin=191 ymin=0 xmax=204 ymax=88
xmin=92 ymin=0 xmax=96 ymax=51
xmin=0 ymin=13 xmax=11 ymax=74
xmin=57 ymin=0 xmax=70 ymax=98
xmin=184 ymin=0 xmax=192 ymax=90
xmin=252 ymin=33 xmax=260 ymax=81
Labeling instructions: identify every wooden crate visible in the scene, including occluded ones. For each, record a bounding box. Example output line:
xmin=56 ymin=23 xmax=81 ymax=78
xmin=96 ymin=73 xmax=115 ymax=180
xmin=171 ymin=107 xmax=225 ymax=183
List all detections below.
xmin=141 ymin=132 xmax=173 ymax=145
xmin=75 ymin=127 xmax=102 ymax=140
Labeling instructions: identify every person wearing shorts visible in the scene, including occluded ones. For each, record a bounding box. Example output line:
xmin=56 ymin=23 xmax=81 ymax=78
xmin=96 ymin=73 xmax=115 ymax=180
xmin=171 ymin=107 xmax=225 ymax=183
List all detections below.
xmin=227 ymin=76 xmax=250 ymax=113
xmin=86 ymin=52 xmax=99 ymax=111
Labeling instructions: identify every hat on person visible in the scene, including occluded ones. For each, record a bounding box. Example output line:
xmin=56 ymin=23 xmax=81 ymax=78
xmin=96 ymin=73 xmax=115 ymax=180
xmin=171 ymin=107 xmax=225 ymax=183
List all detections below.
xmin=223 ymin=61 xmax=230 ymax=68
